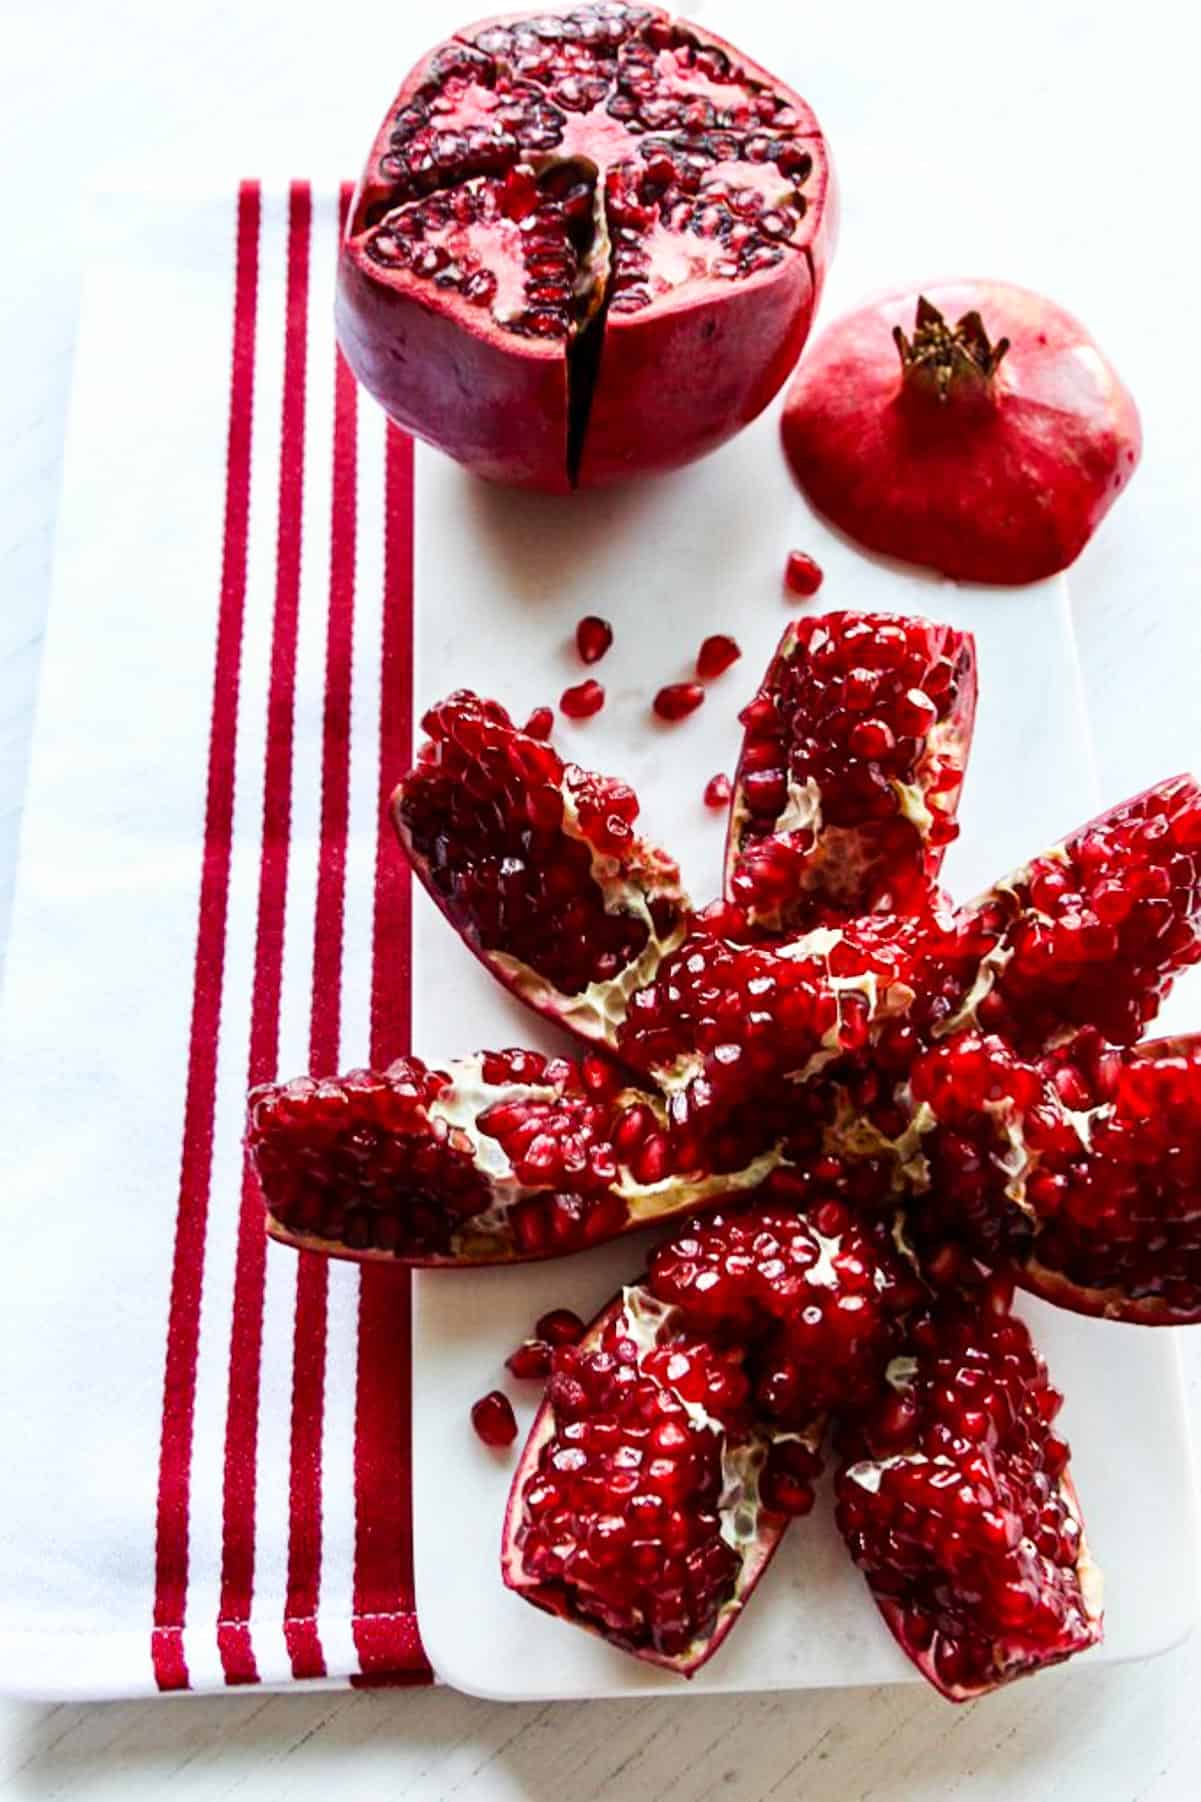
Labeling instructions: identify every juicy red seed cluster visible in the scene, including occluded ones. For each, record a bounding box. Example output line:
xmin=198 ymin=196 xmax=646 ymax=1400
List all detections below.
xmin=653 ymin=682 xmax=705 ymax=722
xmin=378 ymin=43 xmax=566 ymax=200
xmin=730 ymin=613 xmax=974 ymax=926
xmin=472 ymin=1390 xmax=519 ymax=1447
xmin=606 ymin=163 xmax=793 ymax=312
xmin=515 ymin=1320 xmax=746 ymax=1658
xmin=468 ymin=4 xmax=646 ymax=109
xmin=396 ymin=691 xmax=683 ymax=998
xmin=609 ymin=24 xmax=803 ymax=137
xmin=950 ymin=776 xmax=1201 ymax=1051
xmin=560 ymin=678 xmax=605 ymax=718
xmin=576 ymin=615 xmax=613 ymax=664
xmin=696 ymin=634 xmax=741 ymax=680
xmin=616 ymin=921 xmax=918 ymax=1125
xmin=247 ymin=1057 xmax=487 ymax=1257
xmin=835 ymin=1281 xmax=1095 ymax=1696
xmin=366 ymin=175 xmax=581 ymax=338
xmin=647 ymin=1204 xmax=915 ymax=1421
xmin=784 ymin=550 xmax=823 ymax=596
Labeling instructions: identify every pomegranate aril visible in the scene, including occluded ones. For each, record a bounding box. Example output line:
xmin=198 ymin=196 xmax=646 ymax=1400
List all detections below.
xmin=784 ymin=550 xmax=824 ymax=596
xmin=696 ymin=635 xmax=741 ymax=680
xmin=537 ymin=1308 xmax=585 ymax=1347
xmin=524 ymin=705 xmax=555 ymax=740
xmin=472 ymin=1390 xmax=518 ymax=1447
xmin=507 ymin=1339 xmax=553 ymax=1380
xmin=561 ymin=679 xmax=606 ymax=719
xmin=576 ymin=615 xmax=614 ymax=665
xmin=653 ymin=682 xmax=705 ymax=722
xmin=704 ymin=773 xmax=732 ymax=809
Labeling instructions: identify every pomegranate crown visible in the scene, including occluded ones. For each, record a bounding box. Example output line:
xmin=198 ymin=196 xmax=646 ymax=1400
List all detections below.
xmin=893 ymin=296 xmax=1010 ymax=403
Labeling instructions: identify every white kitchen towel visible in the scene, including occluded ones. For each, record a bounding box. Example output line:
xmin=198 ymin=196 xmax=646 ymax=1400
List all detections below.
xmin=0 ymin=183 xmax=433 ymax=1698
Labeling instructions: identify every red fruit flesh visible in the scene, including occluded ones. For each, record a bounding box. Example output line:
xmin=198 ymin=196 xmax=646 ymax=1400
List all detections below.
xmin=473 ymin=1389 xmax=519 ymax=1445
xmin=560 ymin=677 xmax=606 ymax=717
xmin=501 ymin=1283 xmax=817 ymax=1673
xmin=909 ymin=1030 xmax=1201 ymax=1324
xmin=653 ymin=682 xmax=705 ymax=721
xmin=704 ymin=773 xmax=732 ymax=808
xmin=248 ymin=1047 xmax=779 ymax=1266
xmin=727 ymin=612 xmax=977 ymax=929
xmin=524 ymin=704 xmax=555 ymax=738
xmin=696 ymin=634 xmax=741 ymax=680
xmin=784 ymin=549 xmax=823 ymax=596
xmin=507 ymin=1339 xmax=553 ymax=1378
xmin=941 ymin=776 xmax=1201 ymax=1052
xmin=782 ymin=283 xmax=1141 ymax=584
xmin=537 ymin=1307 xmax=586 ymax=1345
xmin=337 ymin=6 xmax=835 ymax=491
xmin=393 ymin=691 xmax=688 ymax=1049
xmin=576 ymin=614 xmax=613 ymax=664
xmin=835 ymin=1277 xmax=1102 ymax=1700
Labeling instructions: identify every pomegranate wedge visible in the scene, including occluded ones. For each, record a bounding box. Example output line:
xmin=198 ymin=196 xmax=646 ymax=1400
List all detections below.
xmin=336 ymin=6 xmax=835 ymax=490
xmin=835 ymin=1276 xmax=1102 ymax=1701
xmin=909 ymin=1030 xmax=1201 ymax=1325
xmin=727 ymin=613 xmax=977 ymax=929
xmin=937 ymin=775 xmax=1201 ymax=1051
xmin=502 ymin=1283 xmax=821 ymax=1674
xmin=393 ymin=691 xmax=688 ymax=1050
xmin=248 ymin=1048 xmax=778 ymax=1266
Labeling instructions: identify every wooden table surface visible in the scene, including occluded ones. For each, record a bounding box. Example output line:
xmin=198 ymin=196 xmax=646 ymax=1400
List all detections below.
xmin=2 ymin=0 xmax=1198 ymax=1795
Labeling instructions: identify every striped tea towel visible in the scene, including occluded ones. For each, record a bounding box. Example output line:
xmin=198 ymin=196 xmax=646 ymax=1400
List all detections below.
xmin=0 ymin=183 xmax=433 ymax=1698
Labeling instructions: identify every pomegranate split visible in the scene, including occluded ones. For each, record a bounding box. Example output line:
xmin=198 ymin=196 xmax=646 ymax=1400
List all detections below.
xmin=336 ymin=5 xmax=836 ymax=490
xmin=781 ymin=282 xmax=1141 ymax=583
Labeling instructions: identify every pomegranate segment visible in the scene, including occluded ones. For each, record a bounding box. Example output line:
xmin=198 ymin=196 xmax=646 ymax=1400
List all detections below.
xmin=909 ymin=1030 xmax=1201 ymax=1325
xmin=337 ymin=6 xmax=834 ymax=489
xmin=835 ymin=1277 xmax=1102 ymax=1700
xmin=726 ymin=613 xmax=977 ymax=930
xmin=501 ymin=1282 xmax=818 ymax=1673
xmin=941 ymin=775 xmax=1201 ymax=1052
xmin=392 ymin=692 xmax=688 ymax=1049
xmin=248 ymin=1047 xmax=779 ymax=1267
xmin=781 ymin=283 xmax=1141 ymax=584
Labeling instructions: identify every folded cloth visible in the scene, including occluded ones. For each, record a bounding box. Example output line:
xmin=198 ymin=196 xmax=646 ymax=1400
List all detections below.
xmin=0 ymin=182 xmax=433 ymax=1697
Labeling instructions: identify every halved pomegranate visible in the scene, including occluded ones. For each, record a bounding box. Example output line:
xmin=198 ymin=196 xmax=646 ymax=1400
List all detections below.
xmin=248 ymin=1047 xmax=779 ymax=1265
xmin=501 ymin=1276 xmax=821 ymax=1672
xmin=938 ymin=776 xmax=1201 ymax=1051
xmin=336 ymin=5 xmax=835 ymax=489
xmin=835 ymin=1275 xmax=1102 ymax=1700
xmin=781 ymin=283 xmax=1140 ymax=583
xmin=908 ymin=1030 xmax=1201 ymax=1325
xmin=393 ymin=691 xmax=688 ymax=1050
xmin=726 ymin=612 xmax=977 ymax=929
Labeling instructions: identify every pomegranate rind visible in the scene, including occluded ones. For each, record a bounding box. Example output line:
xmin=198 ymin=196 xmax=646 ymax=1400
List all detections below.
xmin=724 ymin=612 xmax=978 ymax=929
xmin=500 ymin=1287 xmax=800 ymax=1675
xmin=781 ymin=279 xmax=1141 ymax=584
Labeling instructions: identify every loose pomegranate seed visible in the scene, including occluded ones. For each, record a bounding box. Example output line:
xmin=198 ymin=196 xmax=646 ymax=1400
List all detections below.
xmin=696 ymin=635 xmax=741 ymax=680
xmin=704 ymin=773 xmax=732 ymax=808
xmin=472 ymin=1389 xmax=518 ymax=1447
xmin=576 ymin=615 xmax=613 ymax=665
xmin=536 ymin=1307 xmax=585 ymax=1346
xmin=653 ymin=682 xmax=705 ymax=722
xmin=784 ymin=550 xmax=823 ymax=596
xmin=506 ymin=1340 xmax=553 ymax=1380
xmin=524 ymin=705 xmax=554 ymax=739
xmin=561 ymin=679 xmax=605 ymax=719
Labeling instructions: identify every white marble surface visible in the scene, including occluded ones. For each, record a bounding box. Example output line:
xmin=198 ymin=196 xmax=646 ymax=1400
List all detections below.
xmin=2 ymin=0 xmax=1199 ymax=1795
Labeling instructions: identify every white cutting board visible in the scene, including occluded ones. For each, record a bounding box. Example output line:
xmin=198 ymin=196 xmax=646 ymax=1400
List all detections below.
xmin=408 ymin=405 xmax=1200 ymax=1699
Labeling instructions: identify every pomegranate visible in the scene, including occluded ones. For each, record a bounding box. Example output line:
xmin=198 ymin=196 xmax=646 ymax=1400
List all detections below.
xmin=507 ymin=1338 xmax=554 ymax=1379
xmin=695 ymin=634 xmax=741 ymax=680
xmin=249 ymin=1046 xmax=780 ymax=1265
xmin=393 ymin=691 xmax=688 ymax=1048
xmin=472 ymin=1389 xmax=519 ymax=1446
xmin=939 ymin=776 xmax=1201 ymax=1052
xmin=726 ymin=613 xmax=977 ymax=929
xmin=835 ymin=1275 xmax=1102 ymax=1700
xmin=781 ymin=283 xmax=1141 ymax=584
xmin=703 ymin=772 xmax=731 ymax=809
xmin=653 ymin=681 xmax=705 ymax=721
xmin=576 ymin=615 xmax=613 ymax=663
xmin=524 ymin=704 xmax=555 ymax=738
xmin=501 ymin=1279 xmax=820 ymax=1673
xmin=560 ymin=677 xmax=606 ymax=717
xmin=337 ymin=5 xmax=836 ymax=491
xmin=783 ymin=549 xmax=823 ymax=596
xmin=908 ymin=1030 xmax=1201 ymax=1325
xmin=537 ymin=1307 xmax=586 ymax=1344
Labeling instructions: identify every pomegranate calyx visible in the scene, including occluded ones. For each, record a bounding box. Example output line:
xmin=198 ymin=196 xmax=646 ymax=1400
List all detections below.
xmin=893 ymin=297 xmax=1010 ymax=405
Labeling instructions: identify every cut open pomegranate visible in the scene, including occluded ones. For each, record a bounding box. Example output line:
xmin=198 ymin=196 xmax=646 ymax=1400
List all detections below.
xmin=781 ymin=283 xmax=1140 ymax=584
xmin=835 ymin=1275 xmax=1102 ymax=1700
xmin=249 ymin=1047 xmax=780 ymax=1265
xmin=337 ymin=5 xmax=835 ymax=489
xmin=726 ymin=613 xmax=977 ymax=929
xmin=393 ymin=691 xmax=688 ymax=1049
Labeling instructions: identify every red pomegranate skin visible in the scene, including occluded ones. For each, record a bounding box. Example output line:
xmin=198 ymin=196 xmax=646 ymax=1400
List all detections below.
xmin=336 ymin=8 xmax=836 ymax=491
xmin=781 ymin=280 xmax=1141 ymax=584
